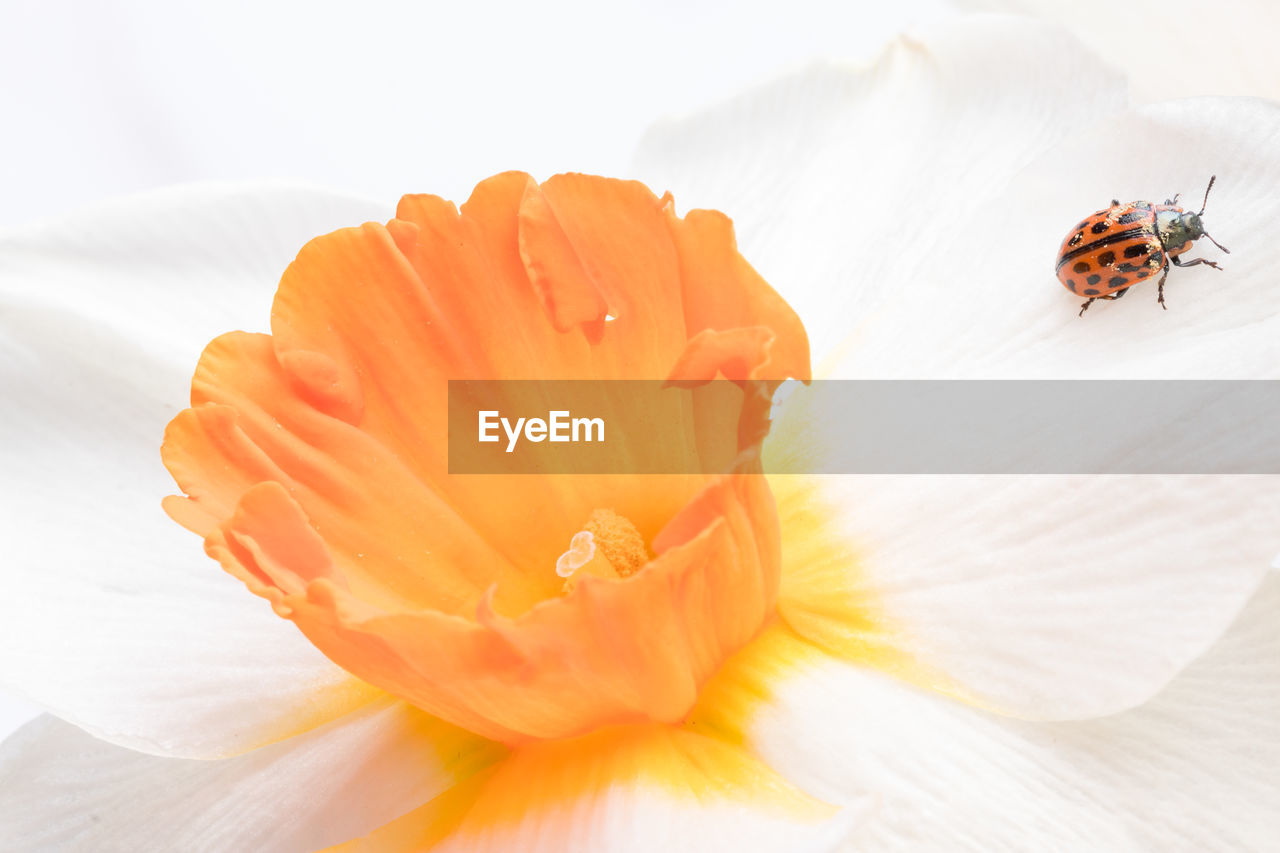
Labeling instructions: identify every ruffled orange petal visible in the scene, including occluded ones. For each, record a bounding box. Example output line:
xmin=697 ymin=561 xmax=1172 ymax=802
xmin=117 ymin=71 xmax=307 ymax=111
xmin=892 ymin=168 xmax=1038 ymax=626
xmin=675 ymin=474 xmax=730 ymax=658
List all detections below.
xmin=162 ymin=172 xmax=810 ymax=743
xmin=205 ymin=470 xmax=778 ymax=742
xmin=664 ymin=207 xmax=810 ymax=384
xmin=163 ymin=332 xmax=516 ymax=614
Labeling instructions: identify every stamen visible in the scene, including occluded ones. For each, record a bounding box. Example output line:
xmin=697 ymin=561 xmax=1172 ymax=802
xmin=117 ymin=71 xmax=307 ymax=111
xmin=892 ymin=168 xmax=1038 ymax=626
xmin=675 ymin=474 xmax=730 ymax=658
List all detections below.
xmin=556 ymin=509 xmax=650 ymax=593
xmin=582 ymin=509 xmax=647 ymax=578
xmin=555 ymin=531 xmax=596 ymax=578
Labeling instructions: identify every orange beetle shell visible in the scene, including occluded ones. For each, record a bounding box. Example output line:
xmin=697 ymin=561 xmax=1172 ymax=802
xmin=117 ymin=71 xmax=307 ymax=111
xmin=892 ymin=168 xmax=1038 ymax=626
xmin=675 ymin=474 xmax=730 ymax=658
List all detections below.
xmin=1055 ymin=201 xmax=1192 ymax=297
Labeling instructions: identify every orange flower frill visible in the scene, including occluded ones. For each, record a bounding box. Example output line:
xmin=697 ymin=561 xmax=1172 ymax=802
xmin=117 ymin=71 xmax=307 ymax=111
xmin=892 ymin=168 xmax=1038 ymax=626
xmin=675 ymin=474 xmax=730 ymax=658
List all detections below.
xmin=161 ymin=172 xmax=810 ymax=743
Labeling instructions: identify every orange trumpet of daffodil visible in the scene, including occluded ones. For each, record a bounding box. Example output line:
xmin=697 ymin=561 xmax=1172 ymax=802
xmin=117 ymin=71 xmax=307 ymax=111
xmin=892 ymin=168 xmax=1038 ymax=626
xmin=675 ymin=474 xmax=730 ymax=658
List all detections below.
xmin=161 ymin=174 xmax=816 ymax=754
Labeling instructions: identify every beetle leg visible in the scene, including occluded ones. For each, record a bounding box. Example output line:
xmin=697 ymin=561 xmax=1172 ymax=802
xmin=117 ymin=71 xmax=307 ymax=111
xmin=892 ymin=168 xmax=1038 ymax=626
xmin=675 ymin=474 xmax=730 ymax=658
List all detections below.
xmin=1157 ymin=262 xmax=1171 ymax=309
xmin=1079 ymin=288 xmax=1127 ymax=316
xmin=1171 ymin=255 xmax=1223 ymax=270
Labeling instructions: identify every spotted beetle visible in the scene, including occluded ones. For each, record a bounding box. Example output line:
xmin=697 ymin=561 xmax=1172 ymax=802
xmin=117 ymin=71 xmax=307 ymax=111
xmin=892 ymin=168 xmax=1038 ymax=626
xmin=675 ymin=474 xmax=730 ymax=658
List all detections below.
xmin=1056 ymin=176 xmax=1229 ymax=316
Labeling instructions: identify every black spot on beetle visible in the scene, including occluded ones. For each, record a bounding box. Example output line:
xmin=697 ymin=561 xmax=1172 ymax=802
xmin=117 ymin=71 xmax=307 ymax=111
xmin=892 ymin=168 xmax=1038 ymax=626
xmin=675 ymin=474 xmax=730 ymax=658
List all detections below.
xmin=1091 ymin=221 xmax=1110 ymax=234
xmin=1118 ymin=211 xmax=1145 ymax=225
xmin=1109 ymin=276 xmax=1129 ymax=288
xmin=1148 ymin=253 xmax=1164 ymax=268
xmin=1123 ymin=244 xmax=1149 ymax=258
xmin=1137 ymin=270 xmax=1150 ymax=278
xmin=1069 ymin=231 xmax=1085 ymax=247
xmin=1098 ymin=250 xmax=1116 ymax=266
xmin=1066 ymin=279 xmax=1078 ymax=293
xmin=1117 ymin=262 xmax=1141 ymax=273
xmin=1072 ymin=261 xmax=1090 ymax=274
xmin=1083 ymin=288 xmax=1101 ymax=296
xmin=1076 ymin=220 xmax=1091 ymax=230
xmin=1086 ymin=274 xmax=1101 ymax=286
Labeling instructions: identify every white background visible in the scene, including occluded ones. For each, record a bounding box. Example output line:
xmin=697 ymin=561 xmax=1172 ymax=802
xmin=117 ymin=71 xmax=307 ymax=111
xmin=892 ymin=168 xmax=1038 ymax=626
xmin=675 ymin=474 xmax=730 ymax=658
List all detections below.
xmin=2 ymin=0 xmax=947 ymax=228
xmin=0 ymin=0 xmax=947 ymax=740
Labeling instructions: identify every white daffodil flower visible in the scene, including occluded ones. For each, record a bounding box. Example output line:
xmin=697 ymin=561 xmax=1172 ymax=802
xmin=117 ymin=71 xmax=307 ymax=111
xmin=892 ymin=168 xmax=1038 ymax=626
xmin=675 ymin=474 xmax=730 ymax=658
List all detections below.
xmin=1 ymin=14 xmax=1276 ymax=852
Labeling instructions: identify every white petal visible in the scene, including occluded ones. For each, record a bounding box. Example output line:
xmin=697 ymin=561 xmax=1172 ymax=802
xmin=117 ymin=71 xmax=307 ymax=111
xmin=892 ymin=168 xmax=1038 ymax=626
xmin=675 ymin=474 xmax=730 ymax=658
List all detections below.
xmin=0 ymin=185 xmax=390 ymax=757
xmin=633 ymin=15 xmax=1128 ymax=366
xmin=731 ymin=574 xmax=1280 ymax=850
xmin=634 ymin=19 xmax=1280 ymax=378
xmin=336 ymin=726 xmax=864 ymax=853
xmin=768 ymin=96 xmax=1280 ymax=717
xmin=0 ymin=181 xmax=387 ymax=353
xmin=0 ymin=699 xmax=504 ymax=853
xmin=636 ymin=15 xmax=1280 ymax=717
xmin=805 ymin=96 xmax=1280 ymax=379
xmin=773 ymin=475 xmax=1278 ymax=719
xmin=955 ymin=1 xmax=1280 ymax=101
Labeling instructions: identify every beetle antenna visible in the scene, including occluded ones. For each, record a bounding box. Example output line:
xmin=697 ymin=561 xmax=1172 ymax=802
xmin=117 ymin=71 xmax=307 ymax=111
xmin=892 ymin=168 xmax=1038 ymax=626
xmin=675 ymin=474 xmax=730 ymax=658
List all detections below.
xmin=1202 ymin=230 xmax=1230 ymax=254
xmin=1198 ymin=175 xmax=1217 ymax=215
